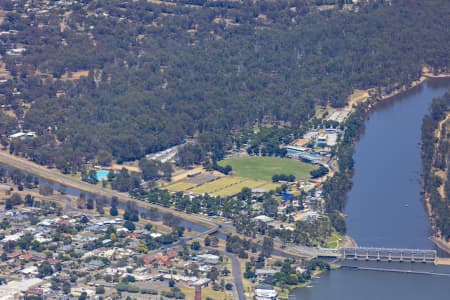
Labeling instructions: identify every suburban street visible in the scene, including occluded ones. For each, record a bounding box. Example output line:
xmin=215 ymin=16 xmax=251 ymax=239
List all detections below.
xmin=0 ymin=150 xmax=250 ymax=298
xmin=217 ymin=249 xmax=246 ymax=300
xmin=0 ymin=150 xmax=320 ymax=257
xmin=0 ymin=150 xmax=325 ymax=300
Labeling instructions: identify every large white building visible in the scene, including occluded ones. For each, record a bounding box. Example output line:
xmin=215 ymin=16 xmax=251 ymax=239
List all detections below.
xmin=255 ymin=284 xmax=278 ymax=300
xmin=196 ymin=253 xmax=220 ymax=264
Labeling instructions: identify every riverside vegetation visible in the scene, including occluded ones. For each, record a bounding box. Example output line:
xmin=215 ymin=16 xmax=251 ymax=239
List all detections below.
xmin=421 ymin=92 xmax=450 ymax=241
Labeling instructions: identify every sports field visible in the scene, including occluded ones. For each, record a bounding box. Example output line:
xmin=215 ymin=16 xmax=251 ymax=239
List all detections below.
xmin=165 ymin=180 xmax=198 ymax=192
xmin=218 ymin=156 xmax=317 ymax=181
xmin=165 ymin=176 xmax=279 ymax=197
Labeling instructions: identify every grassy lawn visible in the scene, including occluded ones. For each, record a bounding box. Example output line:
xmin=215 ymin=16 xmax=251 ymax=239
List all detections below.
xmin=187 ymin=176 xmax=277 ymax=197
xmin=67 ymin=172 xmax=82 ymax=182
xmin=258 ymin=182 xmax=281 ymax=191
xmin=165 ymin=180 xmax=198 ymax=192
xmin=214 ymin=178 xmax=271 ymax=197
xmin=219 ymin=156 xmax=317 ymax=181
xmin=189 ymin=176 xmax=245 ymax=195
xmin=325 ymin=232 xmax=344 ymax=249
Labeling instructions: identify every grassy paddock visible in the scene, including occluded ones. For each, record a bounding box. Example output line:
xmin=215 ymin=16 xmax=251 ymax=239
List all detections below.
xmin=219 ymin=156 xmax=317 ymax=181
xmin=180 ymin=286 xmax=233 ymax=299
xmin=189 ymin=176 xmax=275 ymax=196
xmin=214 ymin=179 xmax=267 ymax=197
xmin=325 ymin=232 xmax=344 ymax=249
xmin=165 ymin=180 xmax=197 ymax=192
xmin=189 ymin=176 xmax=245 ymax=195
xmin=166 ymin=175 xmax=280 ymax=196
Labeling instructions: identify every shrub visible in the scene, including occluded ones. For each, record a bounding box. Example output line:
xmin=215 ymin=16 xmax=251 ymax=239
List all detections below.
xmin=140 ymin=288 xmax=158 ymax=295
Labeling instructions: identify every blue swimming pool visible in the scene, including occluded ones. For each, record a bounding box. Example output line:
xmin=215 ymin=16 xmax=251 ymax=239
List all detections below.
xmin=96 ymin=170 xmax=109 ymax=181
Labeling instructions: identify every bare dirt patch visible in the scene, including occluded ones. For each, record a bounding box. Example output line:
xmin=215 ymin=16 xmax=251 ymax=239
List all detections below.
xmin=171 ymin=166 xmax=204 ymax=182
xmin=347 ymin=89 xmax=371 ymax=108
xmin=60 ymin=70 xmax=90 ymax=81
xmin=0 ymin=9 xmax=6 ymax=25
xmin=185 ymin=172 xmax=221 ymax=185
xmin=0 ymin=59 xmax=11 ymax=80
xmin=111 ymin=162 xmax=141 ymax=173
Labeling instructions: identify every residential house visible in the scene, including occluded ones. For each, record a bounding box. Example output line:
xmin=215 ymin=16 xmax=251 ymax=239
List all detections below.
xmin=255 ymin=269 xmax=277 ymax=282
xmin=196 ymin=254 xmax=220 ymax=265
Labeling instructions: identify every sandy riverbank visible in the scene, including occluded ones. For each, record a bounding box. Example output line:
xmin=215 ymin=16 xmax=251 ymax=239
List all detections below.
xmin=346 ymin=67 xmax=450 ymax=107
xmin=430 ymin=236 xmax=450 ymax=256
xmin=380 ymin=76 xmax=428 ymax=100
xmin=340 ymin=235 xmax=358 ymax=248
xmin=379 ymin=68 xmax=450 ymax=102
xmin=422 ymin=65 xmax=450 ymax=79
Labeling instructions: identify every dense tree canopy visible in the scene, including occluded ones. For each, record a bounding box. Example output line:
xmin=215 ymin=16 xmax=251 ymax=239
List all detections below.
xmin=0 ymin=0 xmax=448 ymax=170
xmin=421 ymin=93 xmax=450 ymax=240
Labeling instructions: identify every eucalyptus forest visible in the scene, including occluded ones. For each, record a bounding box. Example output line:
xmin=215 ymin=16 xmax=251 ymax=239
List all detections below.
xmin=0 ymin=0 xmax=448 ymax=171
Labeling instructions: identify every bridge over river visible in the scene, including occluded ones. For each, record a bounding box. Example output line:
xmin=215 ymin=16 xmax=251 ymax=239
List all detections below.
xmin=314 ymin=247 xmax=438 ymax=264
xmin=340 ymin=247 xmax=437 ymax=263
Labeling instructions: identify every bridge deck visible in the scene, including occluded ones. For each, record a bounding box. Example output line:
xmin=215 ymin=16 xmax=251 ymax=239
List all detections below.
xmin=340 ymin=247 xmax=437 ymax=263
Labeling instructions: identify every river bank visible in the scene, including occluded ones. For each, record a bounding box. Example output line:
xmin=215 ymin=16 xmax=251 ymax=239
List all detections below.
xmin=377 ymin=67 xmax=450 ymax=103
xmin=422 ymin=108 xmax=450 ymax=255
xmin=277 ymin=268 xmax=330 ymax=300
xmin=430 ymin=236 xmax=450 ymax=256
xmin=340 ymin=235 xmax=358 ymax=248
xmin=346 ymin=67 xmax=450 ymax=108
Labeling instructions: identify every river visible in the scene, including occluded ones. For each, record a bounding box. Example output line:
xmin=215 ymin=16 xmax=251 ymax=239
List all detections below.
xmin=292 ymin=79 xmax=450 ymax=299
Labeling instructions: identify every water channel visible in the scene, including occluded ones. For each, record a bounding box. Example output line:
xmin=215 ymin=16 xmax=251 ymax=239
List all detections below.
xmin=292 ymin=79 xmax=450 ymax=299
